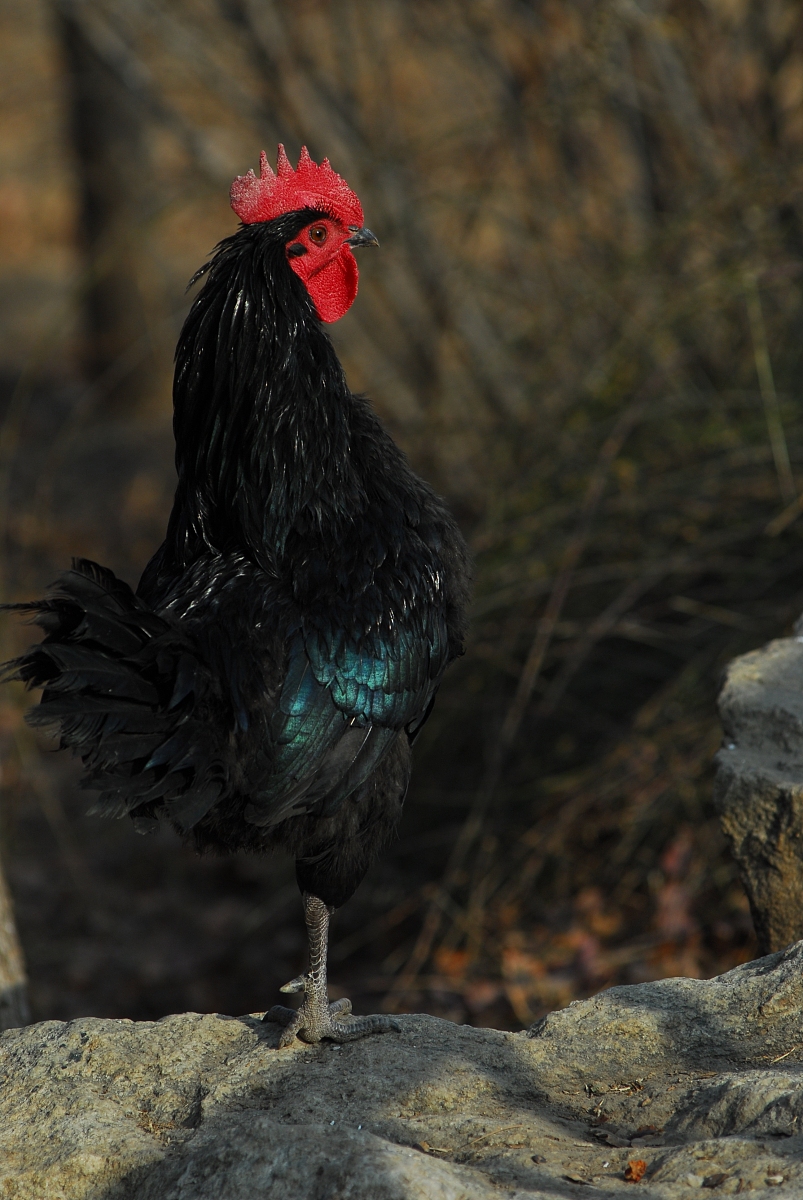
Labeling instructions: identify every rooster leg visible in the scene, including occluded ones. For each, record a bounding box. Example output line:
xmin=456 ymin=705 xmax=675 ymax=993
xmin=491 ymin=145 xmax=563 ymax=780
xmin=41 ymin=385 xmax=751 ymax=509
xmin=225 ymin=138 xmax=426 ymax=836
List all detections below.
xmin=267 ymin=892 xmax=399 ymax=1046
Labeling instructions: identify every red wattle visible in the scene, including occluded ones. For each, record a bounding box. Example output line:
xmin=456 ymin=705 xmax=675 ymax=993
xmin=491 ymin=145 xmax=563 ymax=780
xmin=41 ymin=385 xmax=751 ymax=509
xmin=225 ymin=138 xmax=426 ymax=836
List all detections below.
xmin=294 ymin=248 xmax=359 ymax=324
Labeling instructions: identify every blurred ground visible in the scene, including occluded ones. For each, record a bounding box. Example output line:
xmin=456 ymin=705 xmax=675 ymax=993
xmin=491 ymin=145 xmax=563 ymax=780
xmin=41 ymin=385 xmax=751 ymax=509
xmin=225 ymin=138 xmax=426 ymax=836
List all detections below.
xmin=3 ymin=0 xmax=803 ymax=1031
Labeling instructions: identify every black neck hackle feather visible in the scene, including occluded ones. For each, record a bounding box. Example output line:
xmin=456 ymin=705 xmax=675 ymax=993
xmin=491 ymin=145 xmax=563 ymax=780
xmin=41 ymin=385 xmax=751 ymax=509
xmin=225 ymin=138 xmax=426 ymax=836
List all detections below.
xmin=4 ymin=206 xmax=472 ymax=912
xmin=159 ymin=210 xmax=357 ymax=574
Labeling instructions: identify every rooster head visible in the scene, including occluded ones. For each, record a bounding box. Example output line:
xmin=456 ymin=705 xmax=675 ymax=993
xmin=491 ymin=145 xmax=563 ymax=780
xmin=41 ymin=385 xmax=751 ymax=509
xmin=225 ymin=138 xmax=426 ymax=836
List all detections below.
xmin=230 ymin=146 xmax=378 ymax=323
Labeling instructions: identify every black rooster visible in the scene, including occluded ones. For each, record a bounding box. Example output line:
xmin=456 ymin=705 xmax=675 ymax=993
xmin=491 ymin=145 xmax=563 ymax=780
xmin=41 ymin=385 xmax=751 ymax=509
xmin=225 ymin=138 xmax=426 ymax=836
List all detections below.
xmin=5 ymin=147 xmax=471 ymax=1044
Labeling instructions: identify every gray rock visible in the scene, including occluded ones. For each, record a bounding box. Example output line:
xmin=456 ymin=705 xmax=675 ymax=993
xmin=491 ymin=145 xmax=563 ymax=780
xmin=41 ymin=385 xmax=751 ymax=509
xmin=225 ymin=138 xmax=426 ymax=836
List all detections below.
xmin=715 ymin=633 xmax=803 ymax=952
xmin=3 ymin=942 xmax=803 ymax=1197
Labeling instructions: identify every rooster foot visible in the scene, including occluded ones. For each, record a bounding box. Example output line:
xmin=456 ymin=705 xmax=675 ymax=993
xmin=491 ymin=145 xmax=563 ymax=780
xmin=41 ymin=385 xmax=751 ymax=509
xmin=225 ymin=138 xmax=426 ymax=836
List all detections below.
xmin=263 ymin=893 xmax=401 ymax=1045
xmin=265 ymin=976 xmax=399 ymax=1046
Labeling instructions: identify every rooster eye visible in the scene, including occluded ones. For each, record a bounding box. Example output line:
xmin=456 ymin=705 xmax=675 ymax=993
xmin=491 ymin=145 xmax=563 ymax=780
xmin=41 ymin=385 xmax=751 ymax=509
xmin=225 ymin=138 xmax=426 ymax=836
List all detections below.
xmin=309 ymin=225 xmax=328 ymax=245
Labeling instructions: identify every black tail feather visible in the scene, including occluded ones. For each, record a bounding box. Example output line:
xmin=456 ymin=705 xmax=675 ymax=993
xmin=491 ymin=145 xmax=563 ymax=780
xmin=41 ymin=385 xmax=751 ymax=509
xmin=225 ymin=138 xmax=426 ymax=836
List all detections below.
xmin=2 ymin=559 xmax=231 ymax=832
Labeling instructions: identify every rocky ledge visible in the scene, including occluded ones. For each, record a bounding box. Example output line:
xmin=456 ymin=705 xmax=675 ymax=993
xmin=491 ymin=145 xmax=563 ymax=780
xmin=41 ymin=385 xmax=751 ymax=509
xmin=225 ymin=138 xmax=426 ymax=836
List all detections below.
xmin=715 ymin=631 xmax=803 ymax=954
xmin=3 ymin=942 xmax=803 ymax=1198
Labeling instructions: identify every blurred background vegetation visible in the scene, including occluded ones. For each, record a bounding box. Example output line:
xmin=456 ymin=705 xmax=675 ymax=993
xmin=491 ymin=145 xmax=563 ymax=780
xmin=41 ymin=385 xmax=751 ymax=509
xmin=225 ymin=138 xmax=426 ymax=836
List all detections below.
xmin=1 ymin=0 xmax=802 ymax=1030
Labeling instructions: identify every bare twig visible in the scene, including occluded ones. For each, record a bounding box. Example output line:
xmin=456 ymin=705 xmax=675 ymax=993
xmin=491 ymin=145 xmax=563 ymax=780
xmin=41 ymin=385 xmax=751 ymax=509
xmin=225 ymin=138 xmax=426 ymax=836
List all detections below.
xmin=744 ymin=271 xmax=796 ymax=505
xmin=536 ymin=574 xmax=660 ymax=718
xmin=54 ymin=0 xmax=230 ymax=184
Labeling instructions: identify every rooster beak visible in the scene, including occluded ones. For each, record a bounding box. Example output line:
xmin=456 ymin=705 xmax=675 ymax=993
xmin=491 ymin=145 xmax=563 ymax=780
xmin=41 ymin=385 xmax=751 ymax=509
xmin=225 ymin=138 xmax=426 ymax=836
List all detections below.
xmin=346 ymin=226 xmax=379 ymax=249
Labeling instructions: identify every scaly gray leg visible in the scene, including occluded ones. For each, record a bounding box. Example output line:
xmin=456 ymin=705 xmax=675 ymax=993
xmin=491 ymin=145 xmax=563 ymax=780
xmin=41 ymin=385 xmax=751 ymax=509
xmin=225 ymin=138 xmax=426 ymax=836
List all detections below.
xmin=265 ymin=893 xmax=400 ymax=1046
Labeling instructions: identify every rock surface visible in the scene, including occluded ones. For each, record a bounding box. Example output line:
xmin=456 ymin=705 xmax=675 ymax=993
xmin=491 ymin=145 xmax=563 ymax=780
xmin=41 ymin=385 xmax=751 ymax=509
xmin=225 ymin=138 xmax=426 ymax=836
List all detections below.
xmin=715 ymin=632 xmax=803 ymax=952
xmin=4 ymin=943 xmax=803 ymax=1197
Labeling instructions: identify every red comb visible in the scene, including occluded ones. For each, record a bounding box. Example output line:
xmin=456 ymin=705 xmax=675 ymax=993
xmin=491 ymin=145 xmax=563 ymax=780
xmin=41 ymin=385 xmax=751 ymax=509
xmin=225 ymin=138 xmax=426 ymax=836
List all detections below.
xmin=230 ymin=146 xmax=364 ymax=228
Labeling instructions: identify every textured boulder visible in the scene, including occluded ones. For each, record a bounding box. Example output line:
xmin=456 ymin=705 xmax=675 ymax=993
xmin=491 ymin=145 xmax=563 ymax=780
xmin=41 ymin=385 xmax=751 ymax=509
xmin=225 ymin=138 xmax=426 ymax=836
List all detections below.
xmin=715 ymin=631 xmax=803 ymax=952
xmin=3 ymin=943 xmax=803 ymax=1197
